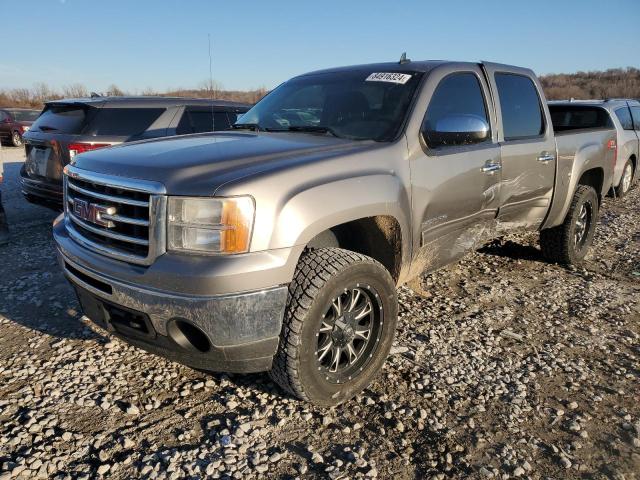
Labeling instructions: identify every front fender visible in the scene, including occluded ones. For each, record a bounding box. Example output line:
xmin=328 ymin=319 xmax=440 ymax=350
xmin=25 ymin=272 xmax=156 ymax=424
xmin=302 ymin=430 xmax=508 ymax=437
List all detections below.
xmin=268 ymin=173 xmax=410 ymax=251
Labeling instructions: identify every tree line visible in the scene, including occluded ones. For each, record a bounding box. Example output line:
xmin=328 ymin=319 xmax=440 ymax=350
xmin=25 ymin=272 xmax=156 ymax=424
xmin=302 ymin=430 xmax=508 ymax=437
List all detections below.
xmin=0 ymin=81 xmax=268 ymax=109
xmin=1 ymin=67 xmax=639 ymax=109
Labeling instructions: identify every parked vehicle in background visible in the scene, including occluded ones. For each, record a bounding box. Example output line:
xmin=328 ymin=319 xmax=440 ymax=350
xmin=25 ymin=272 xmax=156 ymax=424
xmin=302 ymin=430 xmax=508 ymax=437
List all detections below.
xmin=549 ymin=99 xmax=640 ymax=197
xmin=0 ymin=108 xmax=41 ymax=147
xmin=21 ymin=97 xmax=250 ymax=209
xmin=53 ymin=59 xmax=616 ymax=406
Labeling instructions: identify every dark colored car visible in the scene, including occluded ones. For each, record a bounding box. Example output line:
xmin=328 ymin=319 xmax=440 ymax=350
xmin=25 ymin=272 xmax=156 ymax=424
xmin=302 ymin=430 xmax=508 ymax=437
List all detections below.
xmin=0 ymin=108 xmax=42 ymax=147
xmin=21 ymin=97 xmax=250 ymax=208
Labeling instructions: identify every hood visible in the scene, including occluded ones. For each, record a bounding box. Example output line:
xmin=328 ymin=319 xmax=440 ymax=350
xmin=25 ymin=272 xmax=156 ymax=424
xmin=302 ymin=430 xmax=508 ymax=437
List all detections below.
xmin=71 ymin=131 xmax=383 ymax=195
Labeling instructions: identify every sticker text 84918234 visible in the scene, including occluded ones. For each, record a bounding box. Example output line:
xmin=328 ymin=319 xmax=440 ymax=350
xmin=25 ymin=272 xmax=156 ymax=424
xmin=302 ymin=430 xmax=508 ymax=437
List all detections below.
xmin=365 ymin=72 xmax=413 ymax=84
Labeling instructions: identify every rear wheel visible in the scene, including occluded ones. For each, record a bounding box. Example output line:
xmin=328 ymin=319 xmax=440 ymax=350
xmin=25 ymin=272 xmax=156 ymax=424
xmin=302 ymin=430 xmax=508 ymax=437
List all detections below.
xmin=540 ymin=185 xmax=599 ymax=265
xmin=11 ymin=131 xmax=23 ymax=147
xmin=614 ymin=159 xmax=634 ymax=198
xmin=270 ymin=248 xmax=398 ymax=406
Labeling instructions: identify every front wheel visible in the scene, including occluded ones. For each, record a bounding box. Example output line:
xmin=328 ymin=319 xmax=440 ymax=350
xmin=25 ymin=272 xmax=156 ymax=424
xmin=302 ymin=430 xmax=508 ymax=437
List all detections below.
xmin=270 ymin=248 xmax=398 ymax=406
xmin=540 ymin=185 xmax=599 ymax=265
xmin=614 ymin=159 xmax=634 ymax=198
xmin=11 ymin=131 xmax=23 ymax=147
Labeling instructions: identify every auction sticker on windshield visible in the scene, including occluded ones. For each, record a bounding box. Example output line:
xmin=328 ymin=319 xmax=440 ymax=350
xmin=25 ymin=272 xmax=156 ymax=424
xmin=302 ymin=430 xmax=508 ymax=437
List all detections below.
xmin=365 ymin=72 xmax=412 ymax=84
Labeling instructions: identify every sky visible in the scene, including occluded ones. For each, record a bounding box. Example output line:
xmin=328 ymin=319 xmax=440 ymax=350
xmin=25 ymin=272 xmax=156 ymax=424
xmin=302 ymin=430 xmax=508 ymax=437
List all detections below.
xmin=1 ymin=0 xmax=638 ymax=93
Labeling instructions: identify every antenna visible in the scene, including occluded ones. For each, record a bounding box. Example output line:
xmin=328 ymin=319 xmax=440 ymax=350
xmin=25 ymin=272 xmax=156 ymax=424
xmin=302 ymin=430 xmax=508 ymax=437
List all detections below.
xmin=399 ymin=52 xmax=410 ymax=64
xmin=208 ymin=33 xmax=215 ymax=132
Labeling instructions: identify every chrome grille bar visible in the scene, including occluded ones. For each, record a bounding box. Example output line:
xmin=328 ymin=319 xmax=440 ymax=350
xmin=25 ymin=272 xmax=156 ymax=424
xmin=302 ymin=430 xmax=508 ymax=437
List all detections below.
xmin=63 ymin=165 xmax=167 ymax=266
xmin=68 ymin=212 xmax=150 ymax=246
xmin=67 ymin=180 xmax=150 ymax=207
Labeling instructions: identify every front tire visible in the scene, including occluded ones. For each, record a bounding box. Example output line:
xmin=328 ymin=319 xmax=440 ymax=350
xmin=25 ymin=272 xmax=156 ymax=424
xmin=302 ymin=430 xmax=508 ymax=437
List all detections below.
xmin=11 ymin=131 xmax=23 ymax=147
xmin=540 ymin=185 xmax=599 ymax=265
xmin=270 ymin=248 xmax=398 ymax=406
xmin=614 ymin=159 xmax=634 ymax=198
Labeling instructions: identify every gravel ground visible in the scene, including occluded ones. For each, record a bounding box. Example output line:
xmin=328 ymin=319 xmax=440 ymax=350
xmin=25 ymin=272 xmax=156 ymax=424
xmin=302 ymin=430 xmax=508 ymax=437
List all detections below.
xmin=0 ymin=145 xmax=638 ymax=480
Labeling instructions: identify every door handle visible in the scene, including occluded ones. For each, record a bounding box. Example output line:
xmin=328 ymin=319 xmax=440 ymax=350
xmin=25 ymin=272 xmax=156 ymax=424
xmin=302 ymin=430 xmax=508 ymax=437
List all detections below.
xmin=538 ymin=152 xmax=555 ymax=163
xmin=481 ymin=162 xmax=502 ymax=174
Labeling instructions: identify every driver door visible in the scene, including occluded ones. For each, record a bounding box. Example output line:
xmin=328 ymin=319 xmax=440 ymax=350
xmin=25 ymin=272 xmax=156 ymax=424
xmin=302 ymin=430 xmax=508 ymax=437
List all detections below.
xmin=409 ymin=68 xmax=501 ymax=274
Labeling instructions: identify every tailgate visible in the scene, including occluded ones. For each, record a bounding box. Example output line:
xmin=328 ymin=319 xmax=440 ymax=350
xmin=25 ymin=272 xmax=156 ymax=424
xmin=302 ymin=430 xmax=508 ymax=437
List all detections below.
xmin=24 ymin=137 xmax=64 ymax=182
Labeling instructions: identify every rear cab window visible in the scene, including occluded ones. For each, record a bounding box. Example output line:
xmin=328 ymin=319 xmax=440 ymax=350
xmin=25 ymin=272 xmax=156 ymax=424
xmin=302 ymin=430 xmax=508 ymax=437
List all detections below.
xmin=495 ymin=73 xmax=545 ymax=140
xmin=549 ymin=105 xmax=613 ymax=132
xmin=82 ymin=108 xmax=165 ymax=137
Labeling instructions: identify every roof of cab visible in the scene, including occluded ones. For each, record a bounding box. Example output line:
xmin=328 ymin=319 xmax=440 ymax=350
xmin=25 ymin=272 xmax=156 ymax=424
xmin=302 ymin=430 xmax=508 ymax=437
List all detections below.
xmin=297 ymin=59 xmax=531 ymax=79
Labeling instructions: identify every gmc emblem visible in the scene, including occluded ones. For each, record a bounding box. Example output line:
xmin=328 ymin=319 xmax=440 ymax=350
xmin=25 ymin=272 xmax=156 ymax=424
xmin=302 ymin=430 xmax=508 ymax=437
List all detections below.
xmin=72 ymin=199 xmax=116 ymax=228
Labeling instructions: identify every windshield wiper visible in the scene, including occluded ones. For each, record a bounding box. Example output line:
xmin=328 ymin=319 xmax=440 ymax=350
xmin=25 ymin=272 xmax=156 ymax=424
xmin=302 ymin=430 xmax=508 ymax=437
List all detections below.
xmin=232 ymin=123 xmax=264 ymax=132
xmin=286 ymin=125 xmax=341 ymax=138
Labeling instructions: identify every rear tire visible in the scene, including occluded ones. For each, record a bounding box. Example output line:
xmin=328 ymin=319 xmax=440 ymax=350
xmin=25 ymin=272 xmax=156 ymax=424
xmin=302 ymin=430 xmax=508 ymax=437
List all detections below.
xmin=540 ymin=185 xmax=599 ymax=265
xmin=11 ymin=131 xmax=23 ymax=147
xmin=614 ymin=159 xmax=634 ymax=198
xmin=269 ymin=248 xmax=398 ymax=406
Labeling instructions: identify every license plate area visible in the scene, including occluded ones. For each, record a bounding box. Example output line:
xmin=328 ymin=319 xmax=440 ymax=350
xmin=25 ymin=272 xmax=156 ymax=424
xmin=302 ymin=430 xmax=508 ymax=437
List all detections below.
xmin=26 ymin=146 xmax=51 ymax=177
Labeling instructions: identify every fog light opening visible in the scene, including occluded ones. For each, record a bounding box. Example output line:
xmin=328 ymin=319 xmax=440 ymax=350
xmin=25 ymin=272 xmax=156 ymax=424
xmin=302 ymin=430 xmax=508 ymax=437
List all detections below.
xmin=168 ymin=320 xmax=211 ymax=353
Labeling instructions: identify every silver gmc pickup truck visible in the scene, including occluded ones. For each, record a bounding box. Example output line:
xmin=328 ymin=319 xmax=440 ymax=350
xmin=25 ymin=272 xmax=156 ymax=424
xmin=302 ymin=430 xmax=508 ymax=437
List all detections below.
xmin=53 ymin=59 xmax=616 ymax=406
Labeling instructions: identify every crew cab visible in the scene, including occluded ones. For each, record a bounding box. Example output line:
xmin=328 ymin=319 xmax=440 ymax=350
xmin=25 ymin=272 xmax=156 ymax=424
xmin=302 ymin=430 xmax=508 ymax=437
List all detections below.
xmin=52 ymin=59 xmax=616 ymax=406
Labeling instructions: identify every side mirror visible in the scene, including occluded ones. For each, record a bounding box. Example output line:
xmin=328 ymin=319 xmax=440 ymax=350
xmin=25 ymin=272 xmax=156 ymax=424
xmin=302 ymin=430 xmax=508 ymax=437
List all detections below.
xmin=422 ymin=114 xmax=490 ymax=148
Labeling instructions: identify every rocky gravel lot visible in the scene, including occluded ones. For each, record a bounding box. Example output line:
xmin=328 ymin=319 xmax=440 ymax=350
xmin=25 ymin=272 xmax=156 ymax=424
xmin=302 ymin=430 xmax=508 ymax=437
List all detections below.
xmin=0 ymin=145 xmax=639 ymax=479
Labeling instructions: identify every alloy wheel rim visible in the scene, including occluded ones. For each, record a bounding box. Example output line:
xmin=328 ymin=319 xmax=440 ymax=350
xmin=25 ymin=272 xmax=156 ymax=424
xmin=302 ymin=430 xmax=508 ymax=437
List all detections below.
xmin=574 ymin=202 xmax=591 ymax=248
xmin=315 ymin=285 xmax=383 ymax=384
xmin=13 ymin=133 xmax=22 ymax=146
xmin=622 ymin=163 xmax=632 ymax=193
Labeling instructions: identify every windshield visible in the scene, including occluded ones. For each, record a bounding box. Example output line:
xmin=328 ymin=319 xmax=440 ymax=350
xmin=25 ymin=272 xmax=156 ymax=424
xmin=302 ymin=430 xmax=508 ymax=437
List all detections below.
xmin=237 ymin=70 xmax=424 ymax=141
xmin=8 ymin=110 xmax=41 ymax=122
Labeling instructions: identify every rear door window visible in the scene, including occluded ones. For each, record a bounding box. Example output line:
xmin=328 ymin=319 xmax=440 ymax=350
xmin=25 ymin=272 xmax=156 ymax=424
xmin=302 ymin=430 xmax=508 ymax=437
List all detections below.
xmin=628 ymin=106 xmax=640 ymax=131
xmin=495 ymin=73 xmax=545 ymax=140
xmin=31 ymin=105 xmax=88 ymax=134
xmin=83 ymin=108 xmax=165 ymax=137
xmin=176 ymin=109 xmax=234 ymax=135
xmin=614 ymin=107 xmax=634 ymax=130
xmin=549 ymin=105 xmax=612 ymax=131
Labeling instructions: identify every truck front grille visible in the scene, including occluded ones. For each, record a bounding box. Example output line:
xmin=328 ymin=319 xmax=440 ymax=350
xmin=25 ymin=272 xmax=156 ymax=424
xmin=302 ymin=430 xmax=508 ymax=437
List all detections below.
xmin=63 ymin=165 xmax=167 ymax=266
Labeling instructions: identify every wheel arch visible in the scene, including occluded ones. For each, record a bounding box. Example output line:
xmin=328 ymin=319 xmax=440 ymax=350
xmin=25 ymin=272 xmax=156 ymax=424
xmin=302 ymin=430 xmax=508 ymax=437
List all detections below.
xmin=307 ymin=215 xmax=404 ymax=283
xmin=577 ymin=167 xmax=605 ymax=204
xmin=266 ymin=173 xmax=412 ymax=283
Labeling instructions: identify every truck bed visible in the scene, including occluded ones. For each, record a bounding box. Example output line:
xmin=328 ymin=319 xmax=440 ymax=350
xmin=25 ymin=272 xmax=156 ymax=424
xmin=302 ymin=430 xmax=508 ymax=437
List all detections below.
xmin=543 ymin=127 xmax=616 ymax=229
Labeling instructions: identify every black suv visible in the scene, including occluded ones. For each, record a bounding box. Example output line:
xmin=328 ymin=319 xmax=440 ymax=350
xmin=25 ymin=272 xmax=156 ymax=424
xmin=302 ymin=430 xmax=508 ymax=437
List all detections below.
xmin=21 ymin=97 xmax=250 ymax=208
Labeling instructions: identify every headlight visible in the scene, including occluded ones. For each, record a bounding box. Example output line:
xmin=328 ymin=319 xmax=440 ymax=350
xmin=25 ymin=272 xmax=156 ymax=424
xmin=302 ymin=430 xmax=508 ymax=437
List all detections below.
xmin=21 ymin=126 xmax=30 ymax=132
xmin=167 ymin=196 xmax=254 ymax=254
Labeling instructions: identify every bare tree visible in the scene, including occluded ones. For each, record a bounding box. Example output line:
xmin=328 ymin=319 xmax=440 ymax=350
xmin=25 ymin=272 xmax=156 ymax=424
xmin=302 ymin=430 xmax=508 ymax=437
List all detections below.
xmin=62 ymin=83 xmax=88 ymax=98
xmin=31 ymin=82 xmax=56 ymax=104
xmin=105 ymin=84 xmax=125 ymax=96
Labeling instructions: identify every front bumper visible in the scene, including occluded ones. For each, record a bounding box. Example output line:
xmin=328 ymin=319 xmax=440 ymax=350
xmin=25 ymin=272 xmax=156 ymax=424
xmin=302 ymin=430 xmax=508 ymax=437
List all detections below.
xmin=54 ymin=217 xmax=291 ymax=373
